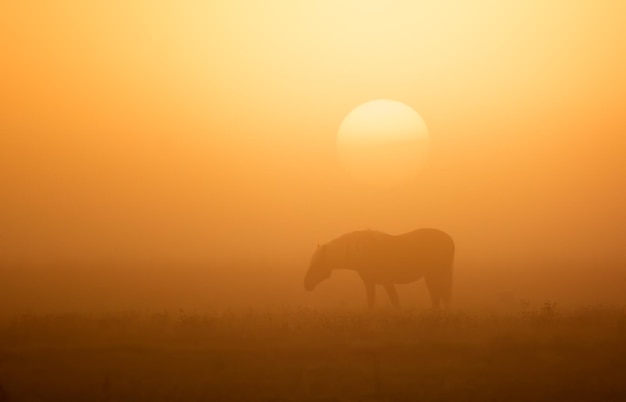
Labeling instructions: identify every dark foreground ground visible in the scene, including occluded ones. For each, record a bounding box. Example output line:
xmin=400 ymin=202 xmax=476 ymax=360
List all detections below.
xmin=1 ymin=305 xmax=626 ymax=401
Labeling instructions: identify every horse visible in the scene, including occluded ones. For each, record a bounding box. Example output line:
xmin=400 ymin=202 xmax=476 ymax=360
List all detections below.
xmin=304 ymin=229 xmax=455 ymax=310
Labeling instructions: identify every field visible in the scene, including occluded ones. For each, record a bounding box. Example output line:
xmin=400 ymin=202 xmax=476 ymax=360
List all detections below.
xmin=1 ymin=305 xmax=626 ymax=401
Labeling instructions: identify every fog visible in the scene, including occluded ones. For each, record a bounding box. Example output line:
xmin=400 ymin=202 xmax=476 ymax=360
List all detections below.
xmin=1 ymin=1 xmax=625 ymax=314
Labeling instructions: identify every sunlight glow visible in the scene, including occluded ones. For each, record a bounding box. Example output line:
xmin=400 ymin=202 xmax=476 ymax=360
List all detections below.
xmin=337 ymin=99 xmax=429 ymax=185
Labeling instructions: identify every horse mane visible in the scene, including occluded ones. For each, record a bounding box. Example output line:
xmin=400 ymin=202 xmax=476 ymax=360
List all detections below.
xmin=321 ymin=230 xmax=388 ymax=268
xmin=328 ymin=229 xmax=385 ymax=246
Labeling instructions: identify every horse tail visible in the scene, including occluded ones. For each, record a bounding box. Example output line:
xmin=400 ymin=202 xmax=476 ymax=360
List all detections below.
xmin=441 ymin=251 xmax=454 ymax=309
xmin=425 ymin=247 xmax=455 ymax=310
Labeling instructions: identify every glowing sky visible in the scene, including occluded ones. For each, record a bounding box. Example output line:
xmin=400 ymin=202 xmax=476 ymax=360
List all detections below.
xmin=1 ymin=2 xmax=625 ymax=309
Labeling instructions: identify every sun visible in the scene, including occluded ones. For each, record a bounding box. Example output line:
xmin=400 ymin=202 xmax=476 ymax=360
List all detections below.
xmin=337 ymin=99 xmax=430 ymax=185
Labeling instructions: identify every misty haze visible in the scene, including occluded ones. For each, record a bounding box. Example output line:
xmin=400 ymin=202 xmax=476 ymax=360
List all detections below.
xmin=1 ymin=1 xmax=626 ymax=401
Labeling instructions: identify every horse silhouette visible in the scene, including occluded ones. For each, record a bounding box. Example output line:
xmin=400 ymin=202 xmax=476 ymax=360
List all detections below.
xmin=304 ymin=229 xmax=455 ymax=309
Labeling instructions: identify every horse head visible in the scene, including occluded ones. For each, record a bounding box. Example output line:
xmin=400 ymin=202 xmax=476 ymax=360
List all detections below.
xmin=304 ymin=244 xmax=331 ymax=291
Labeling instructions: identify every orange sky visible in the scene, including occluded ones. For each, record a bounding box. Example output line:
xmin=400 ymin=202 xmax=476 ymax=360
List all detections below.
xmin=1 ymin=1 xmax=625 ymax=310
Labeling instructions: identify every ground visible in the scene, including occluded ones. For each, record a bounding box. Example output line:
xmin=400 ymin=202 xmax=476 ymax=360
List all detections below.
xmin=1 ymin=305 xmax=626 ymax=401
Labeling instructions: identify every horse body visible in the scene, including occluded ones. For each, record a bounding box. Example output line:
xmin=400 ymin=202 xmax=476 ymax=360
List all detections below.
xmin=304 ymin=229 xmax=454 ymax=309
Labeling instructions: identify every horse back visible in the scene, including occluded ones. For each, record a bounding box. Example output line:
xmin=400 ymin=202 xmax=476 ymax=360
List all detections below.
xmin=359 ymin=228 xmax=454 ymax=284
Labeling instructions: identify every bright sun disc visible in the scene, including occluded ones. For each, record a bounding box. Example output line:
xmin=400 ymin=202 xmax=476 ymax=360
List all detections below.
xmin=337 ymin=99 xmax=429 ymax=185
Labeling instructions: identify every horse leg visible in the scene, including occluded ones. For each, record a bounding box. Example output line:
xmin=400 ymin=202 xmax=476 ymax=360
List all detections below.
xmin=363 ymin=280 xmax=376 ymax=310
xmin=424 ymin=274 xmax=442 ymax=310
xmin=383 ymin=283 xmax=399 ymax=309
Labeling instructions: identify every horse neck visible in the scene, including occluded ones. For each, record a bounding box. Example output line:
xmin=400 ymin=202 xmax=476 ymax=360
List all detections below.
xmin=326 ymin=236 xmax=360 ymax=271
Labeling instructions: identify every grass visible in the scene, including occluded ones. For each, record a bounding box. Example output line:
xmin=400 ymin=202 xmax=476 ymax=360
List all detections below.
xmin=1 ymin=305 xmax=626 ymax=401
